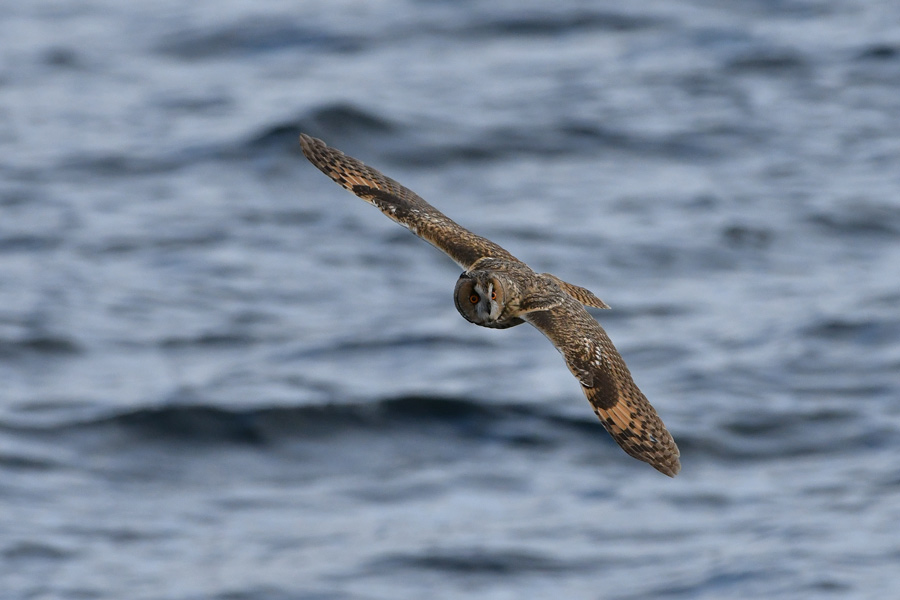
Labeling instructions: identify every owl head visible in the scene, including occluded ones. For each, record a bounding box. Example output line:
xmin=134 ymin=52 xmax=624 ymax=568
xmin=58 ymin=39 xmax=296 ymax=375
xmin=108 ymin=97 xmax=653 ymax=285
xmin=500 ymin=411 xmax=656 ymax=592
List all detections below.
xmin=454 ymin=271 xmax=523 ymax=329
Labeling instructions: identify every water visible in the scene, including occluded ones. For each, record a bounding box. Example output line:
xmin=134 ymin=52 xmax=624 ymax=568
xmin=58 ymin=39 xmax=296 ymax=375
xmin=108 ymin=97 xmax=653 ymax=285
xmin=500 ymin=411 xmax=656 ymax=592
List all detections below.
xmin=2 ymin=1 xmax=899 ymax=598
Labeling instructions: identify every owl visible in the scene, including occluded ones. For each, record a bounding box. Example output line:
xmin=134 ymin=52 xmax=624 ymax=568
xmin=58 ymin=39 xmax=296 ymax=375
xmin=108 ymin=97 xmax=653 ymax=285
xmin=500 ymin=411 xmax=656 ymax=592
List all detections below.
xmin=300 ymin=134 xmax=680 ymax=476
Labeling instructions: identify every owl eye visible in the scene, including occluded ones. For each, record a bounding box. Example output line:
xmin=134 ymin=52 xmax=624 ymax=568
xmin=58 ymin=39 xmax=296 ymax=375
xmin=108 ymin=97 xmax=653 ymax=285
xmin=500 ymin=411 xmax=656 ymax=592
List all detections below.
xmin=491 ymin=291 xmax=496 ymax=300
xmin=469 ymin=294 xmax=479 ymax=304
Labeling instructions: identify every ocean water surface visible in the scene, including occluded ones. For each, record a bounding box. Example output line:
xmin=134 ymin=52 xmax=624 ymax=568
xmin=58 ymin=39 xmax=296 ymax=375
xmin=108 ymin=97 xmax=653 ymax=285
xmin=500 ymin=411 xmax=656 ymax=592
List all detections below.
xmin=2 ymin=1 xmax=899 ymax=598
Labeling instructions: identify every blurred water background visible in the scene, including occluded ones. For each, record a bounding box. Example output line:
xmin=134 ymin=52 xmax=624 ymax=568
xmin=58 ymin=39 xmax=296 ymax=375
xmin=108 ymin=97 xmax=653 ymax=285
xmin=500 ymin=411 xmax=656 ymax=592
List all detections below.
xmin=2 ymin=1 xmax=900 ymax=598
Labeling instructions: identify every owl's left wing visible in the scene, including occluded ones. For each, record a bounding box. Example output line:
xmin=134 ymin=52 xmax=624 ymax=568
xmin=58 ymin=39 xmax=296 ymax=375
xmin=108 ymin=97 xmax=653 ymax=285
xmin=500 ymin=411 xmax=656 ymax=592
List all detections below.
xmin=525 ymin=299 xmax=680 ymax=476
xmin=300 ymin=134 xmax=519 ymax=271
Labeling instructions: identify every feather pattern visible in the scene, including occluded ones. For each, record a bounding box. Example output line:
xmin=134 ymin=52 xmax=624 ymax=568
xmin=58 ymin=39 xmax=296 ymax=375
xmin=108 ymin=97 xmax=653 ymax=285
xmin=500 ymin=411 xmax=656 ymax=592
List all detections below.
xmin=300 ymin=134 xmax=517 ymax=270
xmin=526 ymin=300 xmax=680 ymax=476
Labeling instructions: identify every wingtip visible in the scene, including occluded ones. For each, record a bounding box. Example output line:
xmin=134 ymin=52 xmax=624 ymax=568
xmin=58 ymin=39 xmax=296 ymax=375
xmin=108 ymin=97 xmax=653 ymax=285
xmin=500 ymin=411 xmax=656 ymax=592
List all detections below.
xmin=595 ymin=396 xmax=681 ymax=478
xmin=651 ymin=443 xmax=681 ymax=477
xmin=653 ymin=441 xmax=682 ymax=477
xmin=300 ymin=133 xmax=336 ymax=169
xmin=299 ymin=132 xmax=318 ymax=154
xmin=655 ymin=458 xmax=681 ymax=477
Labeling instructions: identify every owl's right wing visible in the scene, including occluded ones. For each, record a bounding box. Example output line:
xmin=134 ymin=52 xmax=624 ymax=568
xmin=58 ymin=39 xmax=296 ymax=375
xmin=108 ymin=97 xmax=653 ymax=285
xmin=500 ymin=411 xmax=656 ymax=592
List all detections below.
xmin=300 ymin=134 xmax=520 ymax=271
xmin=525 ymin=298 xmax=680 ymax=476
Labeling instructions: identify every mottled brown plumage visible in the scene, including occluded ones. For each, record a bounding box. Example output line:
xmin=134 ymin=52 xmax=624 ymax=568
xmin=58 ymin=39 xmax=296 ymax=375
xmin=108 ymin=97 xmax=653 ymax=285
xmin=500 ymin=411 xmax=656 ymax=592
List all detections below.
xmin=524 ymin=298 xmax=680 ymax=476
xmin=299 ymin=133 xmax=680 ymax=476
xmin=298 ymin=134 xmax=516 ymax=270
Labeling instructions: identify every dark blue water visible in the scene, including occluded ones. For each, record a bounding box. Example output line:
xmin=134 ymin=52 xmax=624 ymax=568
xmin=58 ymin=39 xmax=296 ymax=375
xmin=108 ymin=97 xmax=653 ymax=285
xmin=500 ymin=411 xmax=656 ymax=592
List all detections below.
xmin=2 ymin=1 xmax=900 ymax=598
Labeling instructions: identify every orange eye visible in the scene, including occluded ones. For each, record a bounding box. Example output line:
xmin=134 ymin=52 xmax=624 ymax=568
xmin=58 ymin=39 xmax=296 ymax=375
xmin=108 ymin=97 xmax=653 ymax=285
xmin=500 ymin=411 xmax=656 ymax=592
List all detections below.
xmin=469 ymin=294 xmax=479 ymax=304
xmin=491 ymin=291 xmax=496 ymax=300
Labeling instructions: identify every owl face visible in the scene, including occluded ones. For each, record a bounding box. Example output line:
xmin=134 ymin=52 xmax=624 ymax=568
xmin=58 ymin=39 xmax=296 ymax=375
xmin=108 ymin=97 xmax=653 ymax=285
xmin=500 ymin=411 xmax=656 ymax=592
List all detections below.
xmin=454 ymin=272 xmax=508 ymax=326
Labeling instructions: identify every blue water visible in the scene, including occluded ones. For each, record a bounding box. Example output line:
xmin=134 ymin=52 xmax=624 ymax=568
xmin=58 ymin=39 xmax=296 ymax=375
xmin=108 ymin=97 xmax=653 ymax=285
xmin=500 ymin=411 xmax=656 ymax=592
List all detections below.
xmin=2 ymin=1 xmax=899 ymax=598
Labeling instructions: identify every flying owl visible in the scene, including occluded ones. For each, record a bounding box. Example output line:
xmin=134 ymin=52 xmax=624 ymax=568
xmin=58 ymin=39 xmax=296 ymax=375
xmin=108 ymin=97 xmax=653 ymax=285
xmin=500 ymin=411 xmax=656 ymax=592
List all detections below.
xmin=299 ymin=134 xmax=680 ymax=476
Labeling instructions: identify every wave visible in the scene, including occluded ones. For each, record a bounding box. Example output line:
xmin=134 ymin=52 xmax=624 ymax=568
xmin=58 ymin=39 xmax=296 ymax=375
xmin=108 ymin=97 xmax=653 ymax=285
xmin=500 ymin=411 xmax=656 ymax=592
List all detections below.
xmin=3 ymin=395 xmax=893 ymax=468
xmin=53 ymin=96 xmax=762 ymax=179
xmin=153 ymin=8 xmax=661 ymax=63
xmin=682 ymin=407 xmax=895 ymax=463
xmin=369 ymin=547 xmax=585 ymax=575
xmin=803 ymin=317 xmax=900 ymax=346
xmin=157 ymin=16 xmax=363 ymax=59
xmin=725 ymin=48 xmax=808 ymax=74
xmin=5 ymin=397 xmax=565 ymax=443
xmin=54 ymin=103 xmax=395 ymax=176
xmin=0 ymin=335 xmax=82 ymax=358
xmin=237 ymin=104 xmax=396 ymax=159
xmin=808 ymin=202 xmax=900 ymax=238
xmin=857 ymin=44 xmax=900 ymax=61
xmin=422 ymin=8 xmax=666 ymax=42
